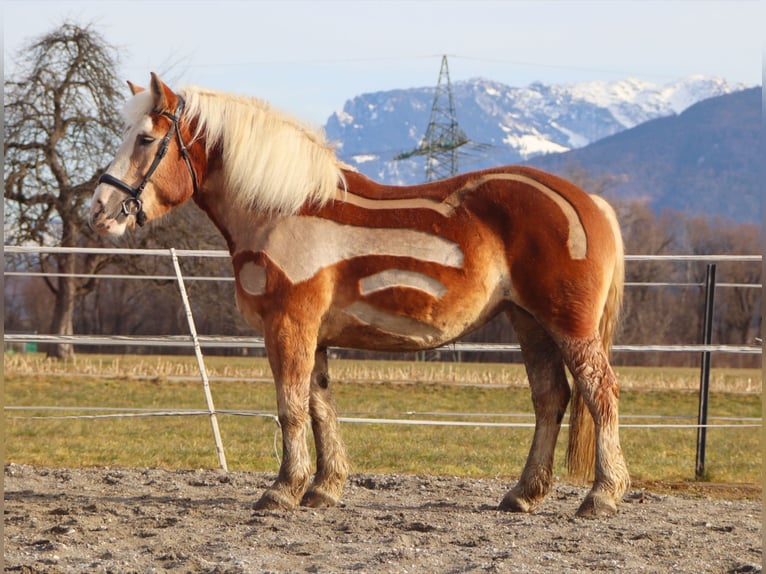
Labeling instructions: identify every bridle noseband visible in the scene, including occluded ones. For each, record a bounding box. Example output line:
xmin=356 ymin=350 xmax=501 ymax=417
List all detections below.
xmin=98 ymin=96 xmax=199 ymax=226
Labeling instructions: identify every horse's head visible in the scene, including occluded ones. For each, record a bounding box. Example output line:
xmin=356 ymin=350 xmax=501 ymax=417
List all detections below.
xmin=90 ymin=73 xmax=200 ymax=236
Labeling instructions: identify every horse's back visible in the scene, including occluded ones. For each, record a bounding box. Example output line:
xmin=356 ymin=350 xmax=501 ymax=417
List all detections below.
xmin=341 ymin=164 xmax=590 ymax=204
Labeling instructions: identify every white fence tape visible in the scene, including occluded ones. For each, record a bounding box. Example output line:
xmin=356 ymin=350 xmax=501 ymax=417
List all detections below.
xmin=4 ymin=247 xmax=762 ymax=470
xmin=2 ymin=333 xmax=762 ymax=354
xmin=5 ymin=406 xmax=760 ymax=429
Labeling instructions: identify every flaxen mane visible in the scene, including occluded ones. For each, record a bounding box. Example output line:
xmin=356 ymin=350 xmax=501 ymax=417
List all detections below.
xmin=123 ymin=86 xmax=346 ymax=215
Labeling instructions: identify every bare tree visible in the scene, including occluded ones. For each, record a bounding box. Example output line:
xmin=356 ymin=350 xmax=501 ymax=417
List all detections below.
xmin=4 ymin=22 xmax=125 ymax=359
xmin=685 ymin=217 xmax=761 ymax=367
xmin=4 ymin=24 xmax=250 ymax=359
xmin=73 ymin=201 xmax=256 ymax=356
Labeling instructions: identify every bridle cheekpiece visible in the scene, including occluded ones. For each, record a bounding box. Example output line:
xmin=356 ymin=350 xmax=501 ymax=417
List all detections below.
xmin=98 ymin=96 xmax=199 ymax=226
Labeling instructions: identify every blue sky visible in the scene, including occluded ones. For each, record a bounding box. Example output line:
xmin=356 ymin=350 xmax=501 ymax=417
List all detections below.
xmin=3 ymin=1 xmax=762 ymax=125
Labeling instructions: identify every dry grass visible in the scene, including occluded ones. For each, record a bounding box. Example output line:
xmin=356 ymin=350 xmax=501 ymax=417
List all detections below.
xmin=4 ymin=352 xmax=761 ymax=392
xmin=4 ymin=353 xmax=761 ymax=485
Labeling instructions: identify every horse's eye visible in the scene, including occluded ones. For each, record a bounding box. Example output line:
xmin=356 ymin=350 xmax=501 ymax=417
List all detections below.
xmin=137 ymin=135 xmax=155 ymax=146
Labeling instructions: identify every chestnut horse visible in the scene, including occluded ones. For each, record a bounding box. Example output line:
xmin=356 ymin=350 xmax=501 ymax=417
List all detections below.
xmin=90 ymin=73 xmax=629 ymax=517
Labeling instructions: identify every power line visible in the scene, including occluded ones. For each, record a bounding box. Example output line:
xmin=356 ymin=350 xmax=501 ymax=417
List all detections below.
xmin=393 ymin=55 xmax=493 ymax=182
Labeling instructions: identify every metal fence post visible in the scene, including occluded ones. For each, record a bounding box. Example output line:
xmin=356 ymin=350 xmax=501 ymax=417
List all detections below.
xmin=695 ymin=263 xmax=717 ymax=479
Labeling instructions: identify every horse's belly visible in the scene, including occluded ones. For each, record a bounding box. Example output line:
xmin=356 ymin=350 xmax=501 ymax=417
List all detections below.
xmin=323 ymin=308 xmax=448 ymax=351
xmin=322 ymin=320 xmax=460 ymax=353
xmin=320 ymin=285 xmax=506 ymax=352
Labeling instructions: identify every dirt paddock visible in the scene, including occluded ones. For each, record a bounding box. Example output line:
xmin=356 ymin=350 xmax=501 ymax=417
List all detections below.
xmin=3 ymin=464 xmax=762 ymax=573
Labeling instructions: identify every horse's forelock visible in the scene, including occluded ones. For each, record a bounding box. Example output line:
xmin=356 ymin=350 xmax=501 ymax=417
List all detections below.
xmin=121 ymin=91 xmax=154 ymax=127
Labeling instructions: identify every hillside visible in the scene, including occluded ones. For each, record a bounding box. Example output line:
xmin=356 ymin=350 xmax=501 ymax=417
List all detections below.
xmin=326 ymin=76 xmax=744 ymax=176
xmin=527 ymin=87 xmax=761 ymax=223
xmin=324 ymin=77 xmax=758 ymax=222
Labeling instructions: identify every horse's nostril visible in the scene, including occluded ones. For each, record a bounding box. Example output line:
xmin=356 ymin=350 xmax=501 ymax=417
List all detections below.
xmin=92 ymin=199 xmax=106 ymax=218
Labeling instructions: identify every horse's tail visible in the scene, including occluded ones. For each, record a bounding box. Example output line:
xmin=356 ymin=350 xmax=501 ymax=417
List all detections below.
xmin=566 ymin=195 xmax=625 ymax=483
xmin=594 ymin=195 xmax=625 ymax=355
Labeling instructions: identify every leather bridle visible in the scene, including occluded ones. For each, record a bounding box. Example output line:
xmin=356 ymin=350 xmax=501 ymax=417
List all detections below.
xmin=98 ymin=96 xmax=199 ymax=226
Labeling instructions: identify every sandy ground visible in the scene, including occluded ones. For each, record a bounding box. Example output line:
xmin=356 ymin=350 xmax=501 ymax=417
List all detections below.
xmin=3 ymin=464 xmax=762 ymax=573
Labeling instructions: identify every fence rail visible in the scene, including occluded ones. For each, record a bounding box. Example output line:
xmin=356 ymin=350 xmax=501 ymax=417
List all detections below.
xmin=2 ymin=333 xmax=761 ymax=355
xmin=4 ymin=246 xmax=762 ymax=473
xmin=5 ymin=245 xmax=762 ymax=357
xmin=7 ymin=244 xmax=763 ymax=262
xmin=5 ymin=271 xmax=761 ymax=290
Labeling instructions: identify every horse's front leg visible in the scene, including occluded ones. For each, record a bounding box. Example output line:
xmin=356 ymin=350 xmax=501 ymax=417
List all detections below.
xmin=301 ymin=347 xmax=349 ymax=508
xmin=254 ymin=317 xmax=317 ymax=511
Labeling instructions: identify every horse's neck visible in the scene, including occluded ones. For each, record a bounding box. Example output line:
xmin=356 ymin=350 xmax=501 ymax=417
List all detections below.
xmin=193 ymin=170 xmax=271 ymax=253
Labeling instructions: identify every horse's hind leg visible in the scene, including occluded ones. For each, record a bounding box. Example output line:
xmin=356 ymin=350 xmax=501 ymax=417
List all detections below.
xmin=500 ymin=305 xmax=570 ymax=513
xmin=301 ymin=347 xmax=349 ymax=508
xmin=559 ymin=334 xmax=630 ymax=517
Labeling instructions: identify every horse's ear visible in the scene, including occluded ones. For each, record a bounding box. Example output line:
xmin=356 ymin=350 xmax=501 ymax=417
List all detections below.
xmin=149 ymin=72 xmax=173 ymax=112
xmin=127 ymin=80 xmax=145 ymax=95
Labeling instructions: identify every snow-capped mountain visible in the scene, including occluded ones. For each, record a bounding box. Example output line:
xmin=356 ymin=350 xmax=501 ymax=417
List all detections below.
xmin=527 ymin=87 xmax=761 ymax=223
xmin=324 ymin=76 xmax=747 ymax=185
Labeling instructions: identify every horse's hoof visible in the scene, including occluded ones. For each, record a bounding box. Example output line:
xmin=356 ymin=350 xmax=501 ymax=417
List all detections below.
xmin=253 ymin=490 xmax=296 ymax=512
xmin=301 ymin=488 xmax=339 ymax=508
xmin=575 ymin=492 xmax=618 ymax=518
xmin=498 ymin=492 xmax=537 ymax=513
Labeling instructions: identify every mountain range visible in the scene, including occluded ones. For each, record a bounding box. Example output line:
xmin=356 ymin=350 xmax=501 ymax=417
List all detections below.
xmin=324 ymin=76 xmax=759 ymax=223
xmin=527 ymin=87 xmax=760 ymax=223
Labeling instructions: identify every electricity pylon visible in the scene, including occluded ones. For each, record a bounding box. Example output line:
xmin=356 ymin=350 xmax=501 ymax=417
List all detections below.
xmin=395 ymin=55 xmax=469 ymax=182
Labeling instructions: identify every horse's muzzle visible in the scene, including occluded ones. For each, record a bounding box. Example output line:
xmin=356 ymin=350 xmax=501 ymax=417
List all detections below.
xmin=89 ymin=192 xmax=130 ymax=236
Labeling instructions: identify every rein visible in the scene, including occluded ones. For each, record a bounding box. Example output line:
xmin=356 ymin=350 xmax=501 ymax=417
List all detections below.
xmin=98 ymin=96 xmax=199 ymax=226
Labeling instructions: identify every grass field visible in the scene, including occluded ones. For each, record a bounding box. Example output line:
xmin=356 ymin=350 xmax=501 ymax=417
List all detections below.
xmin=4 ymin=353 xmax=762 ymax=485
